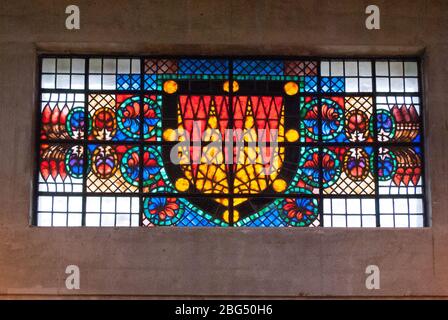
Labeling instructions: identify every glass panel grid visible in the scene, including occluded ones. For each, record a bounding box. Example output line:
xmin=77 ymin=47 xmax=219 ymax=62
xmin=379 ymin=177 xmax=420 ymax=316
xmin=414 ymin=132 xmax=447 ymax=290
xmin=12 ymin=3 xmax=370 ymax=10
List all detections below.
xmin=35 ymin=56 xmax=426 ymax=228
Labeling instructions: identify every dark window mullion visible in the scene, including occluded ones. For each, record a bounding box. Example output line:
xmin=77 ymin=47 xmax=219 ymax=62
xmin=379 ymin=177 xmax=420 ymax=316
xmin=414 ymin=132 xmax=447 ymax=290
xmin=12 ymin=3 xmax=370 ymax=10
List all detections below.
xmin=139 ymin=57 xmax=145 ymax=227
xmin=417 ymin=57 xmax=428 ymax=227
xmin=317 ymin=58 xmax=324 ymax=226
xmin=228 ymin=59 xmax=235 ymax=226
xmin=372 ymin=59 xmax=381 ymax=227
xmin=81 ymin=58 xmax=89 ymax=227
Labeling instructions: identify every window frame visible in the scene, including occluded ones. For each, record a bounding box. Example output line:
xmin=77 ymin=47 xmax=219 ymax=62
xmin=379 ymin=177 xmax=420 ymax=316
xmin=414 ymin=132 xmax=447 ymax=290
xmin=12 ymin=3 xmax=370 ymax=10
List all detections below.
xmin=32 ymin=54 xmax=427 ymax=228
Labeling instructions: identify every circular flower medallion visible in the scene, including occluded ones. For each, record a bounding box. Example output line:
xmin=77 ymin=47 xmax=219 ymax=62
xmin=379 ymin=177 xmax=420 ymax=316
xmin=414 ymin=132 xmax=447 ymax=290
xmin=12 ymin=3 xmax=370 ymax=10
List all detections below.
xmin=92 ymin=145 xmax=117 ymax=179
xmin=320 ymin=98 xmax=344 ymax=141
xmin=278 ymin=191 xmax=319 ymax=227
xmin=299 ymin=147 xmax=340 ymax=188
xmin=376 ymin=147 xmax=398 ymax=181
xmin=92 ymin=107 xmax=117 ymax=140
xmin=346 ymin=109 xmax=369 ymax=141
xmin=117 ymin=96 xmax=161 ymax=140
xmin=372 ymin=109 xmax=396 ymax=142
xmin=343 ymin=148 xmax=370 ymax=181
xmin=65 ymin=145 xmax=85 ymax=178
xmin=143 ymin=197 xmax=183 ymax=226
xmin=66 ymin=107 xmax=90 ymax=139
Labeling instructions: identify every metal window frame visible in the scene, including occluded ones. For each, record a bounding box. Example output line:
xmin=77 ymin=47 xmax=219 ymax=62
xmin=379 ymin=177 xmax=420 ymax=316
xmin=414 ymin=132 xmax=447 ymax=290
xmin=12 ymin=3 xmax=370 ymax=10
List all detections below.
xmin=33 ymin=54 xmax=427 ymax=227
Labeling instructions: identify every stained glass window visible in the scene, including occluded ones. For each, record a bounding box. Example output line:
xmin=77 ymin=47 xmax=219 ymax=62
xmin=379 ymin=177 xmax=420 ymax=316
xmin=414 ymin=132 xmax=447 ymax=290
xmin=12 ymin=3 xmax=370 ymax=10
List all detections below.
xmin=34 ymin=56 xmax=426 ymax=228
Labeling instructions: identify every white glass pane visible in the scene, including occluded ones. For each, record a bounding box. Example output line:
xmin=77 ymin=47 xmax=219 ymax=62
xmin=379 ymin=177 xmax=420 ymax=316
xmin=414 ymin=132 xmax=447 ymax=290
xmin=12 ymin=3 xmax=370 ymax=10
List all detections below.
xmin=395 ymin=215 xmax=409 ymax=228
xmin=73 ymin=184 xmax=83 ymax=193
xmin=71 ymin=75 xmax=84 ymax=89
xmin=68 ymin=214 xmax=82 ymax=226
xmin=376 ymin=77 xmax=389 ymax=92
xmin=405 ymin=78 xmax=419 ymax=92
xmin=41 ymin=74 xmax=55 ymax=88
xmin=57 ymin=59 xmax=71 ymax=73
xmin=69 ymin=197 xmax=83 ymax=212
xmin=331 ymin=61 xmax=343 ymax=76
xmin=131 ymin=59 xmax=141 ymax=74
xmin=408 ymin=198 xmax=423 ymax=214
xmin=362 ymin=216 xmax=376 ymax=227
xmin=359 ymin=78 xmax=372 ymax=91
xmin=359 ymin=62 xmax=372 ymax=76
xmin=56 ymin=75 xmax=70 ymax=88
xmin=117 ymin=59 xmax=130 ymax=73
xmin=347 ymin=216 xmax=361 ymax=227
xmin=101 ymin=214 xmax=115 ymax=226
xmin=102 ymin=75 xmax=116 ymax=89
xmin=53 ymin=196 xmax=67 ymax=212
xmin=323 ymin=198 xmax=331 ymax=213
xmin=361 ymin=199 xmax=376 ymax=215
xmin=71 ymin=59 xmax=85 ymax=73
xmin=332 ymin=216 xmax=346 ymax=227
xmin=116 ymin=197 xmax=130 ymax=213
xmin=86 ymin=214 xmax=100 ymax=226
xmin=323 ymin=214 xmax=332 ymax=226
xmin=131 ymin=214 xmax=139 ymax=226
xmin=38 ymin=196 xmax=53 ymax=211
xmin=116 ymin=214 xmax=130 ymax=226
xmin=89 ymin=75 xmax=102 ymax=89
xmin=345 ymin=61 xmax=357 ymax=76
xmin=409 ymin=215 xmax=424 ymax=227
xmin=89 ymin=59 xmax=102 ymax=73
xmin=103 ymin=59 xmax=116 ymax=74
xmin=375 ymin=61 xmax=389 ymax=76
xmin=102 ymin=197 xmax=115 ymax=212
xmin=131 ymin=197 xmax=140 ymax=213
xmin=380 ymin=215 xmax=394 ymax=227
xmin=345 ymin=78 xmax=358 ymax=92
xmin=320 ymin=61 xmax=330 ymax=76
xmin=380 ymin=198 xmax=393 ymax=214
xmin=390 ymin=62 xmax=403 ymax=76
xmin=390 ymin=78 xmax=404 ymax=91
xmin=38 ymin=212 xmax=52 ymax=226
xmin=394 ymin=198 xmax=408 ymax=214
xmin=346 ymin=199 xmax=361 ymax=214
xmin=86 ymin=197 xmax=101 ymax=212
xmin=42 ymin=58 xmax=56 ymax=72
xmin=53 ymin=213 xmax=67 ymax=226
xmin=332 ymin=199 xmax=346 ymax=214
xmin=404 ymin=62 xmax=418 ymax=76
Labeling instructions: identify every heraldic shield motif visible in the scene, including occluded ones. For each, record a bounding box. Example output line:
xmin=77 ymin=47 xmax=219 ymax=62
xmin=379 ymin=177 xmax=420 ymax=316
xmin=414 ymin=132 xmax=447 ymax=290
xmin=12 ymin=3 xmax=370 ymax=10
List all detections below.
xmin=143 ymin=58 xmax=322 ymax=227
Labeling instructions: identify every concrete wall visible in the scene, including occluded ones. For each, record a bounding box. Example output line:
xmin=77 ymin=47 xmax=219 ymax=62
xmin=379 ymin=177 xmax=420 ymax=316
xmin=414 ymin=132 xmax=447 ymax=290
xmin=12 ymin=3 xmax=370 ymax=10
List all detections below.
xmin=0 ymin=0 xmax=447 ymax=298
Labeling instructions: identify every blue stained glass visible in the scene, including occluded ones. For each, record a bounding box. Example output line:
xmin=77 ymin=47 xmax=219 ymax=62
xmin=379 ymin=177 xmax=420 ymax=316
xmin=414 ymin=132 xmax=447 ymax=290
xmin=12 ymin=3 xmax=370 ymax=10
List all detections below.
xmin=178 ymin=59 xmax=229 ymax=75
xmin=236 ymin=207 xmax=288 ymax=227
xmin=117 ymin=75 xmax=140 ymax=90
xmin=144 ymin=74 xmax=158 ymax=90
xmin=113 ymin=130 xmax=133 ymax=141
xmin=414 ymin=133 xmax=421 ymax=143
xmin=320 ymin=77 xmax=345 ymax=92
xmin=143 ymin=196 xmax=226 ymax=227
xmin=176 ymin=208 xmax=219 ymax=226
xmin=305 ymin=76 xmax=318 ymax=92
xmin=233 ymin=60 xmax=284 ymax=76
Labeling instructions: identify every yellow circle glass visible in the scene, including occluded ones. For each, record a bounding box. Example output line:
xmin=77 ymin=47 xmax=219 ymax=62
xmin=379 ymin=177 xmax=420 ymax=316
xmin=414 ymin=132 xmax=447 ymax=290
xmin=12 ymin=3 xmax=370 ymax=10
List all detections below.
xmin=163 ymin=128 xmax=176 ymax=141
xmin=223 ymin=209 xmax=240 ymax=223
xmin=284 ymin=81 xmax=299 ymax=95
xmin=175 ymin=178 xmax=190 ymax=192
xmin=285 ymin=129 xmax=299 ymax=142
xmin=163 ymin=80 xmax=178 ymax=94
xmin=273 ymin=178 xmax=287 ymax=192
xmin=223 ymin=80 xmax=239 ymax=93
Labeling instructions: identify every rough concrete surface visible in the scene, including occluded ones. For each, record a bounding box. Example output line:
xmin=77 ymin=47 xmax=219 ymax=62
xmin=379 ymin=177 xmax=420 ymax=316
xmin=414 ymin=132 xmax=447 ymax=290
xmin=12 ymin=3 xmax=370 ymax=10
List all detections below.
xmin=0 ymin=0 xmax=447 ymax=298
